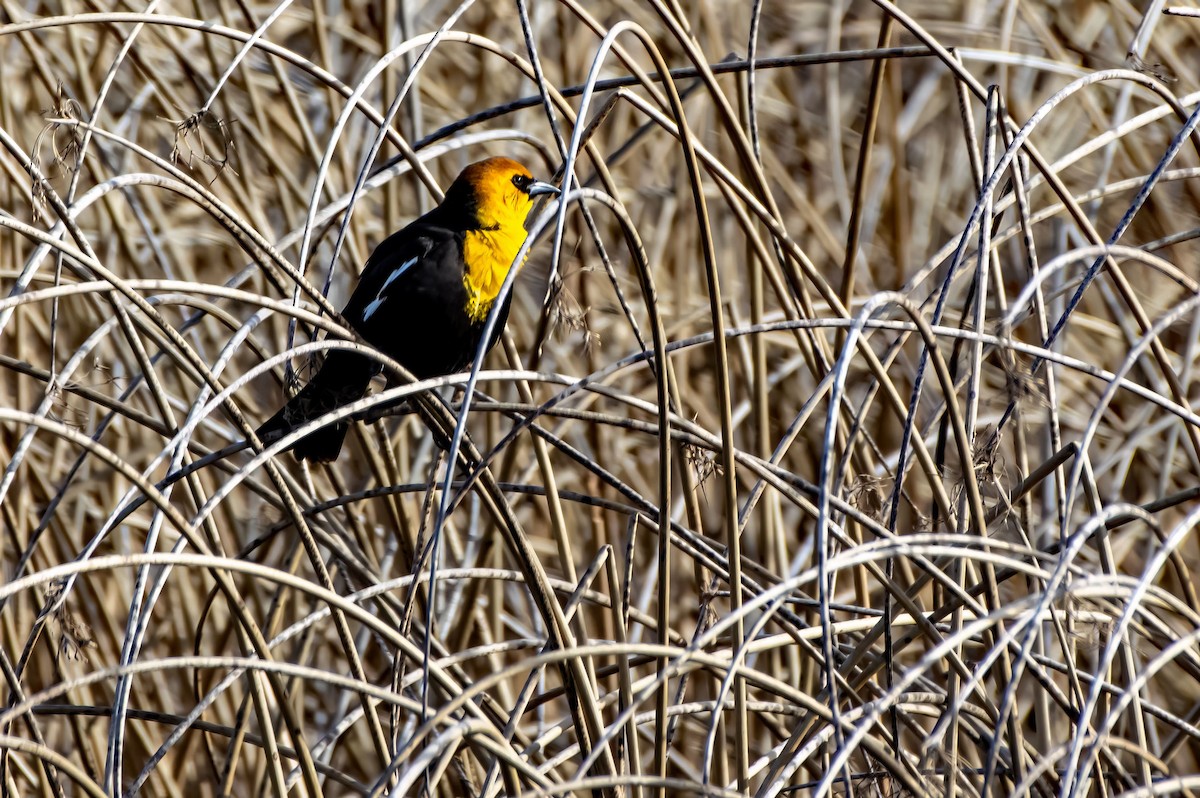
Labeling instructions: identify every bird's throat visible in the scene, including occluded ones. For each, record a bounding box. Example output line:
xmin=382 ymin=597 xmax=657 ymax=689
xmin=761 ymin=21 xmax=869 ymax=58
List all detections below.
xmin=462 ymin=226 xmax=528 ymax=323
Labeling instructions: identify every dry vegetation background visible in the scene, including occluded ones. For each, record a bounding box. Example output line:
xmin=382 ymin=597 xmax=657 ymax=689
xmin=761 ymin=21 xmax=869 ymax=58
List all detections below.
xmin=0 ymin=0 xmax=1199 ymax=795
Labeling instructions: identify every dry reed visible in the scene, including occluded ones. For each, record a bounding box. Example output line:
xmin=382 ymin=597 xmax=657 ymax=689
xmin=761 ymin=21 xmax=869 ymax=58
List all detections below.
xmin=0 ymin=1 xmax=1199 ymax=796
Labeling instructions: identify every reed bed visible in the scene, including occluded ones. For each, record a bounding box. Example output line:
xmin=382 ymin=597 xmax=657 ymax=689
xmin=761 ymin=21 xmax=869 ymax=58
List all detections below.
xmin=0 ymin=1 xmax=1199 ymax=795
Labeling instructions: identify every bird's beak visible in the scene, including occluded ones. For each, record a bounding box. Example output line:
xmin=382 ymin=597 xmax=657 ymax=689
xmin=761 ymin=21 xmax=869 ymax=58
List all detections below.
xmin=527 ymin=180 xmax=560 ymax=198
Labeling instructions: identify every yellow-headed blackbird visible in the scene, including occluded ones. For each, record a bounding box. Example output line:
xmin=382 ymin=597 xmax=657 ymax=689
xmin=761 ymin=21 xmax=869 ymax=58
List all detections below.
xmin=256 ymin=157 xmax=559 ymax=462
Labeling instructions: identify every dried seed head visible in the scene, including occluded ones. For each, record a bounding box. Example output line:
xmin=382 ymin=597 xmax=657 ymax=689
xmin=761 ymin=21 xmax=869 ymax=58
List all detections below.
xmin=168 ymin=109 xmax=237 ymax=181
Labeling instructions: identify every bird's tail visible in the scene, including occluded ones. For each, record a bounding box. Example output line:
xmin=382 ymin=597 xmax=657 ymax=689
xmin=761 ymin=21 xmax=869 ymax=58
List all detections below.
xmin=255 ymin=351 xmax=376 ymax=462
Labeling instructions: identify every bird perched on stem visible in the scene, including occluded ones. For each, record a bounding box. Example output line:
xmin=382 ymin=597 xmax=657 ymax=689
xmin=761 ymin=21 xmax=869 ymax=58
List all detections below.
xmin=256 ymin=157 xmax=559 ymax=462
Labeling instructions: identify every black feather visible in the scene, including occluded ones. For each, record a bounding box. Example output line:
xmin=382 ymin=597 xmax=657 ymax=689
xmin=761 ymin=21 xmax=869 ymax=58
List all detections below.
xmin=256 ymin=219 xmax=513 ymax=462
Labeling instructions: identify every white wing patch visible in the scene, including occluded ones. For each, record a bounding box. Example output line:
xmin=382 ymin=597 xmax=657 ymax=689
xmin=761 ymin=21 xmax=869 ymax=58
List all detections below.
xmin=362 ymin=256 xmax=417 ymax=321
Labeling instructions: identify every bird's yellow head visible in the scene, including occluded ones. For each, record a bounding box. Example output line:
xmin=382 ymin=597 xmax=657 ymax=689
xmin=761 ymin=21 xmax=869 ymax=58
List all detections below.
xmin=445 ymin=157 xmax=559 ymax=322
xmin=450 ymin=156 xmax=558 ymax=231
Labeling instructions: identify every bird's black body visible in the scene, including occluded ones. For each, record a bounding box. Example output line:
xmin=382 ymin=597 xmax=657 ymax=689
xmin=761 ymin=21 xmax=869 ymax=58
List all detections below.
xmin=256 ymin=162 xmax=537 ymax=462
xmin=344 ymin=222 xmax=513 ymax=378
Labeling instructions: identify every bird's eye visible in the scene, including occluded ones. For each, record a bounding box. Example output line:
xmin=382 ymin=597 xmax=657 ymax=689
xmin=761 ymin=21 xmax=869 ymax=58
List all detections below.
xmin=512 ymin=174 xmax=532 ymax=192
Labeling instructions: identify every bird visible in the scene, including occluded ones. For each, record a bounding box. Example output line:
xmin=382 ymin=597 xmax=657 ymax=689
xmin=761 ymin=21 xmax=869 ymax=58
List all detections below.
xmin=256 ymin=156 xmax=559 ymax=462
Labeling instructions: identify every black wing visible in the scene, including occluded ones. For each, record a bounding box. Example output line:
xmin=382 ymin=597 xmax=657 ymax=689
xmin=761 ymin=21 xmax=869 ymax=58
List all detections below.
xmin=342 ymin=224 xmax=449 ymax=330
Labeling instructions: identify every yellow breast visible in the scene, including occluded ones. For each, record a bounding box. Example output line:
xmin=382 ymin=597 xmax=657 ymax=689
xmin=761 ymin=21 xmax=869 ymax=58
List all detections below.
xmin=462 ymin=225 xmax=529 ymax=322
